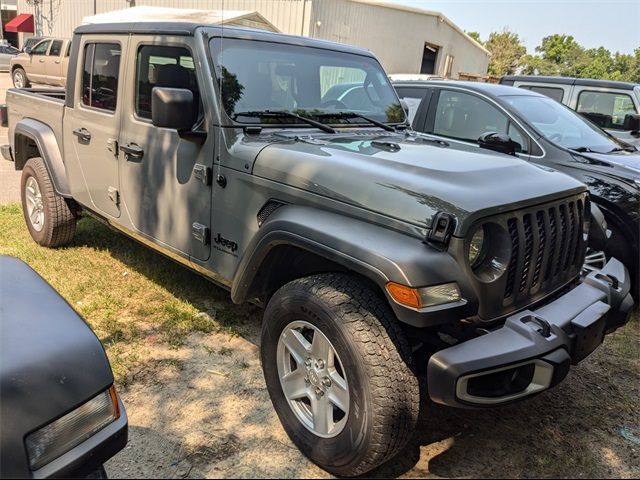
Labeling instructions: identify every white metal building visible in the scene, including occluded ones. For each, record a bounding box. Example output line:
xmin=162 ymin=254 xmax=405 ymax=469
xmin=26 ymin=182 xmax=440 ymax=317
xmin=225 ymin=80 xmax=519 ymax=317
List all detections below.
xmin=15 ymin=0 xmax=490 ymax=78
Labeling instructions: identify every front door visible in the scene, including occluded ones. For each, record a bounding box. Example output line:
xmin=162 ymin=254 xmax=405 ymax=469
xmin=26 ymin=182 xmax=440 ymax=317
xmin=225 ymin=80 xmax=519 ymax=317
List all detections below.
xmin=26 ymin=39 xmax=50 ymax=83
xmin=119 ymin=37 xmax=212 ymax=261
xmin=65 ymin=38 xmax=125 ymax=219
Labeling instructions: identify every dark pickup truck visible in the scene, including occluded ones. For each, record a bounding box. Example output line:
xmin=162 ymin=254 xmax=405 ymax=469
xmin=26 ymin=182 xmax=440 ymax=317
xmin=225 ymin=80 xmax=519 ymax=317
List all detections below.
xmin=2 ymin=18 xmax=634 ymax=476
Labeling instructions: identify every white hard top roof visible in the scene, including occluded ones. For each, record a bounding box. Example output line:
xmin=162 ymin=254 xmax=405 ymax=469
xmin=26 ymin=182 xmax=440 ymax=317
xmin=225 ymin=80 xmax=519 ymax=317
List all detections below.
xmin=81 ymin=6 xmax=280 ymax=32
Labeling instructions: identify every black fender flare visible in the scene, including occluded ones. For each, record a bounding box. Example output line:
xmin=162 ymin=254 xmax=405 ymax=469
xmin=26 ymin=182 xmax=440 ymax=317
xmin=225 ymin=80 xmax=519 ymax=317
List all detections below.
xmin=13 ymin=118 xmax=71 ymax=197
xmin=231 ymin=205 xmax=477 ymax=327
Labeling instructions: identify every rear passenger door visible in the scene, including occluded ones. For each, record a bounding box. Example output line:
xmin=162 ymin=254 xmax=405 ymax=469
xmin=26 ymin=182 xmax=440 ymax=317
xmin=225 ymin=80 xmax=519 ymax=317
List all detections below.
xmin=118 ymin=37 xmax=212 ymax=261
xmin=425 ymin=88 xmax=532 ymax=157
xmin=43 ymin=39 xmax=64 ymax=84
xmin=65 ymin=37 xmax=126 ymax=219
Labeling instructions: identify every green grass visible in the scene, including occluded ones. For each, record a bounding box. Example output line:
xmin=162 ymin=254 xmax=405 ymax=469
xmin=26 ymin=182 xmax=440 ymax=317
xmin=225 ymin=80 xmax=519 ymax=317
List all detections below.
xmin=0 ymin=203 xmax=256 ymax=384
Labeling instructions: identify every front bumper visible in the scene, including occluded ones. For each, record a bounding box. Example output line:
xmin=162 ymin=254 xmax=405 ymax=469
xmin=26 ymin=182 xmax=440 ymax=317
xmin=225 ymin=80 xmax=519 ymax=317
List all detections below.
xmin=1 ymin=144 xmax=13 ymax=162
xmin=428 ymin=258 xmax=634 ymax=408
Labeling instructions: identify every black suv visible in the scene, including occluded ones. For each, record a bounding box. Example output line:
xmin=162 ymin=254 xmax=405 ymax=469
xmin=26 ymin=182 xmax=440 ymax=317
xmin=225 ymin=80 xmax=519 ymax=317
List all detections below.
xmin=393 ymin=80 xmax=639 ymax=292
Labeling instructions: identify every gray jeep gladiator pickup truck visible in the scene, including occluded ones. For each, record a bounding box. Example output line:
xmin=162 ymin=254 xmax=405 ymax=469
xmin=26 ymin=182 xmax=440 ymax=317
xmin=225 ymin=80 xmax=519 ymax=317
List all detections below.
xmin=2 ymin=20 xmax=634 ymax=476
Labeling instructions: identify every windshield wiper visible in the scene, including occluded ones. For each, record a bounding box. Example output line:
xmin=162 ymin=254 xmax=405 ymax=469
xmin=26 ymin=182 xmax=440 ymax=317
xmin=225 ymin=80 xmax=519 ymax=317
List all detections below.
xmin=314 ymin=111 xmax=397 ymax=132
xmin=608 ymin=146 xmax=637 ymax=153
xmin=232 ymin=110 xmax=336 ymax=134
xmin=570 ymin=146 xmax=598 ymax=153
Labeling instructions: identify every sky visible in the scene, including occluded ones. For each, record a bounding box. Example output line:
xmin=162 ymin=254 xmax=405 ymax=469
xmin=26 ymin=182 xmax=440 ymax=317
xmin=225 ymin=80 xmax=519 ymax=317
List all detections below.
xmin=386 ymin=0 xmax=640 ymax=55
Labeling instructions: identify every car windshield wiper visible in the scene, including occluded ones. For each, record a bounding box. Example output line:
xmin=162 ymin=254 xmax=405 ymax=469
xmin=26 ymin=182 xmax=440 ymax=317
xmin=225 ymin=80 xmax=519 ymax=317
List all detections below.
xmin=608 ymin=146 xmax=637 ymax=153
xmin=314 ymin=111 xmax=397 ymax=132
xmin=570 ymin=146 xmax=598 ymax=153
xmin=232 ymin=110 xmax=336 ymax=134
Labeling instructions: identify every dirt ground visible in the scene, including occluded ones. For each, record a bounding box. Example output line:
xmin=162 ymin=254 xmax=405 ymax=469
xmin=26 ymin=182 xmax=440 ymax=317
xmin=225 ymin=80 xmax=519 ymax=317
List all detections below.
xmin=103 ymin=311 xmax=640 ymax=479
xmin=1 ymin=73 xmax=639 ymax=479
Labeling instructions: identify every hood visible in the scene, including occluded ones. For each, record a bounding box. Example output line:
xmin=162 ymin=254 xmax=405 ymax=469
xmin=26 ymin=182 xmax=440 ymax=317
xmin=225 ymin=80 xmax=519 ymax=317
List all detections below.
xmin=251 ymin=131 xmax=587 ymax=236
xmin=572 ymin=149 xmax=640 ymax=178
xmin=0 ymin=256 xmax=114 ymax=475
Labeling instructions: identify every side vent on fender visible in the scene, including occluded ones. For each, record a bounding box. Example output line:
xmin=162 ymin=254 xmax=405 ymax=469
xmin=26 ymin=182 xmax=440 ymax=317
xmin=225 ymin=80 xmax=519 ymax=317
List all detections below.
xmin=257 ymin=201 xmax=285 ymax=227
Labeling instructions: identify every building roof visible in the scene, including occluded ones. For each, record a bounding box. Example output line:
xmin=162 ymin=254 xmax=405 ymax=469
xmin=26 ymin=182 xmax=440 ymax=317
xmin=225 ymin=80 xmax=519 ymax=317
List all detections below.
xmin=348 ymin=0 xmax=491 ymax=56
xmin=81 ymin=6 xmax=280 ymax=33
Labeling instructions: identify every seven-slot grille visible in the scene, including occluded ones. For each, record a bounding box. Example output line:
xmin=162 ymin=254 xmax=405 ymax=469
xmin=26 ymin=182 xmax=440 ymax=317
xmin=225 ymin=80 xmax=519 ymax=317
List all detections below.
xmin=503 ymin=195 xmax=587 ymax=305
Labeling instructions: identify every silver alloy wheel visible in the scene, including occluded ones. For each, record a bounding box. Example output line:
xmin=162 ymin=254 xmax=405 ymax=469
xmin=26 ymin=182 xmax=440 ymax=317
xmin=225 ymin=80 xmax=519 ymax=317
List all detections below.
xmin=25 ymin=176 xmax=45 ymax=232
xmin=582 ymin=248 xmax=607 ymax=274
xmin=277 ymin=320 xmax=349 ymax=438
xmin=13 ymin=70 xmax=24 ymax=88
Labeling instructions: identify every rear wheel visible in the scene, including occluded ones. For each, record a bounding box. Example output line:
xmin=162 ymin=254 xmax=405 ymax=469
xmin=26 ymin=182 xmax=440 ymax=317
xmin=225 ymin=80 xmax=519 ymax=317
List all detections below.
xmin=21 ymin=157 xmax=77 ymax=247
xmin=12 ymin=67 xmax=30 ymax=88
xmin=261 ymin=273 xmax=419 ymax=477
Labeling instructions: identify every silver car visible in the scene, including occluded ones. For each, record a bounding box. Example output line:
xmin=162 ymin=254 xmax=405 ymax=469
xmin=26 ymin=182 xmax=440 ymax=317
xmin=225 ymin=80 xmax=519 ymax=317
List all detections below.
xmin=0 ymin=45 xmax=19 ymax=72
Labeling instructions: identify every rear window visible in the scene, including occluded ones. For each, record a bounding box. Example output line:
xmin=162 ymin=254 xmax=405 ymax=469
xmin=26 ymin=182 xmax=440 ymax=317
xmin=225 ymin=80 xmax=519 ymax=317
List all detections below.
xmin=49 ymin=40 xmax=63 ymax=56
xmin=519 ymin=85 xmax=564 ymax=103
xmin=576 ymin=90 xmax=636 ymax=130
xmin=81 ymin=43 xmax=121 ymax=112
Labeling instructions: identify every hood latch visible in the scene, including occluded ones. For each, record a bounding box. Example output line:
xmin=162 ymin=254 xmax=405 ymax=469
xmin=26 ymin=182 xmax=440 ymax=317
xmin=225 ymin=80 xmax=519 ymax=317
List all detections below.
xmin=426 ymin=212 xmax=456 ymax=248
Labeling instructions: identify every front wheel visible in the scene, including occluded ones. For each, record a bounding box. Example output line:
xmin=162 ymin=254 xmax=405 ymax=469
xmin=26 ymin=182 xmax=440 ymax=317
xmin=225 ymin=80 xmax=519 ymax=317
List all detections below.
xmin=12 ymin=67 xmax=30 ymax=88
xmin=261 ymin=273 xmax=419 ymax=477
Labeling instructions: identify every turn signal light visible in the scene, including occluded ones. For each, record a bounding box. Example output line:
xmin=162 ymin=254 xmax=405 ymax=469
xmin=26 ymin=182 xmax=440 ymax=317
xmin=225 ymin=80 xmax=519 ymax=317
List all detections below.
xmin=386 ymin=282 xmax=462 ymax=309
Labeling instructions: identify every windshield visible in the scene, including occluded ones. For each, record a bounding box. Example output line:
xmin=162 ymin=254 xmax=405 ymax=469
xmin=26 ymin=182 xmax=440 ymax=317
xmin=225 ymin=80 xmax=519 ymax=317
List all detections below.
xmin=502 ymin=95 xmax=624 ymax=153
xmin=209 ymin=38 xmax=405 ymax=126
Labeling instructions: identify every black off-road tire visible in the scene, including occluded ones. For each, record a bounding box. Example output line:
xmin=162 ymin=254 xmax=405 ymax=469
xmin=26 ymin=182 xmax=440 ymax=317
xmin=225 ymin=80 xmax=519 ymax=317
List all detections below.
xmin=261 ymin=273 xmax=420 ymax=477
xmin=12 ymin=67 xmax=30 ymax=88
xmin=21 ymin=157 xmax=77 ymax=247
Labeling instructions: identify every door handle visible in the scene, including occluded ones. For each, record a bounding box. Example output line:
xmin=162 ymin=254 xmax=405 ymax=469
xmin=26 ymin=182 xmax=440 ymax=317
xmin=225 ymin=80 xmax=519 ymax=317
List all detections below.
xmin=120 ymin=143 xmax=144 ymax=160
xmin=54 ymin=60 xmax=60 ymax=64
xmin=39 ymin=59 xmax=45 ymax=63
xmin=72 ymin=127 xmax=91 ymax=142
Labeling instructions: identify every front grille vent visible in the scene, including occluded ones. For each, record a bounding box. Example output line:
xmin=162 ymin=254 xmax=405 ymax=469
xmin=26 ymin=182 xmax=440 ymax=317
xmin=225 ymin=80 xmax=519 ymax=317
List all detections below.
xmin=503 ymin=197 xmax=585 ymax=303
xmin=257 ymin=201 xmax=285 ymax=227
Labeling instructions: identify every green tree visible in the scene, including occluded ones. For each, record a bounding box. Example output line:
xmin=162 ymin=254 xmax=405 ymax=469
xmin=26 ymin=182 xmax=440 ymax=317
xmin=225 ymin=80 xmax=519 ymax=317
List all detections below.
xmin=466 ymin=31 xmax=483 ymax=44
xmin=484 ymin=29 xmax=527 ymax=76
xmin=535 ymin=34 xmax=584 ymax=76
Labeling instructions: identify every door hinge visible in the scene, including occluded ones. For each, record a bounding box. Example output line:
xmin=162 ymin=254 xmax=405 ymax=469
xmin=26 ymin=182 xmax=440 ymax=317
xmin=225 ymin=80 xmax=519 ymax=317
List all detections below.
xmin=193 ymin=164 xmax=212 ymax=186
xmin=107 ymin=138 xmax=118 ymax=157
xmin=192 ymin=222 xmax=210 ymax=245
xmin=107 ymin=187 xmax=120 ymax=205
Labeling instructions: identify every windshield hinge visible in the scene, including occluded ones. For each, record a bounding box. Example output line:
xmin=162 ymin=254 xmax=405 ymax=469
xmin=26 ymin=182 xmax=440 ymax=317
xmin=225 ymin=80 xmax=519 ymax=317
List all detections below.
xmin=426 ymin=212 xmax=456 ymax=248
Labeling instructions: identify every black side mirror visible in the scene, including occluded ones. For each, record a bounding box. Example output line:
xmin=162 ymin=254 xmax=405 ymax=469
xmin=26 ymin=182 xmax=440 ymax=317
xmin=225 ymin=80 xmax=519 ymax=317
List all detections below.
xmin=478 ymin=132 xmax=520 ymax=156
xmin=623 ymin=113 xmax=640 ymax=133
xmin=152 ymin=87 xmax=194 ymax=131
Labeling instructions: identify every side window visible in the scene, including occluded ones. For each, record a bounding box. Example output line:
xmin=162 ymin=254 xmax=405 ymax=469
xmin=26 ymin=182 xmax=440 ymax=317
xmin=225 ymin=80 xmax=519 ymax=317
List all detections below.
xmin=49 ymin=40 xmax=63 ymax=56
xmin=81 ymin=42 xmax=121 ymax=112
xmin=522 ymin=85 xmax=564 ymax=103
xmin=394 ymin=87 xmax=427 ymax=126
xmin=135 ymin=44 xmax=198 ymax=120
xmin=576 ymin=90 xmax=636 ymax=130
xmin=434 ymin=90 xmax=513 ymax=143
xmin=31 ymin=40 xmax=50 ymax=55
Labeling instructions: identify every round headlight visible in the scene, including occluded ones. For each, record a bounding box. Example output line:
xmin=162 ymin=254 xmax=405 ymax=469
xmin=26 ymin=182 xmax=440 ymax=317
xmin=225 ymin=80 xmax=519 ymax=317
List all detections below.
xmin=468 ymin=226 xmax=485 ymax=268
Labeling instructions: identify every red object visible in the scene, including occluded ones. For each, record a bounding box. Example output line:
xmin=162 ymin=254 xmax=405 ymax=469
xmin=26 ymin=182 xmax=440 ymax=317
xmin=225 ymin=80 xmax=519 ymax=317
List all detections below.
xmin=5 ymin=14 xmax=35 ymax=33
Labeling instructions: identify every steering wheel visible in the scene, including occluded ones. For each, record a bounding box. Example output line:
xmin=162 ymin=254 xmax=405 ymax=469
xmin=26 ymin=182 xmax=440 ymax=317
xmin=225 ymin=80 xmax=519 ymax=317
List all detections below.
xmin=548 ymin=132 xmax=563 ymax=142
xmin=319 ymin=99 xmax=348 ymax=109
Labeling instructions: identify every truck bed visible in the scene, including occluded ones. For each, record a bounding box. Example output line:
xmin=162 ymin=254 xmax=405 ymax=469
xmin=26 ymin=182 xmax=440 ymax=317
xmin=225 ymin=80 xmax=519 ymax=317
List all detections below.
xmin=6 ymin=87 xmax=66 ymax=162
